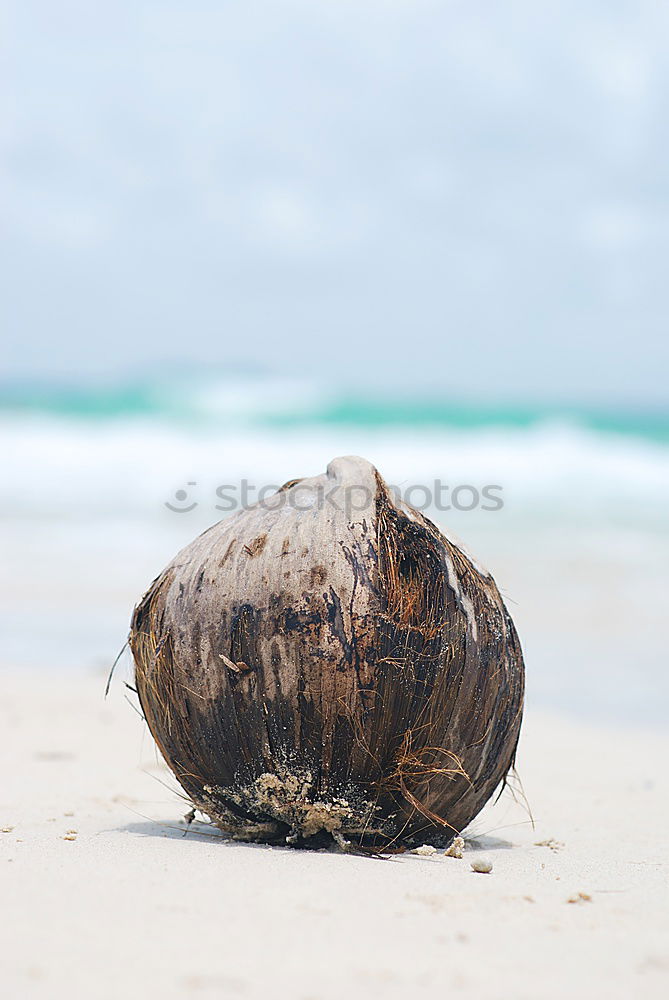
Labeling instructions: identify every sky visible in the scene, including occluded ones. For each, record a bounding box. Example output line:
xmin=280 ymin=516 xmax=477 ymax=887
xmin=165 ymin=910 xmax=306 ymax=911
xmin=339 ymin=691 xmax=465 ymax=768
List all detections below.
xmin=2 ymin=1 xmax=669 ymax=405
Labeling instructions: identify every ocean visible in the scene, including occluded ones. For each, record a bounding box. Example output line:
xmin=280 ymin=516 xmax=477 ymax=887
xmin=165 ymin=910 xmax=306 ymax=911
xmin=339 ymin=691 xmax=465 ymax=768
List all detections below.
xmin=1 ymin=371 xmax=667 ymax=724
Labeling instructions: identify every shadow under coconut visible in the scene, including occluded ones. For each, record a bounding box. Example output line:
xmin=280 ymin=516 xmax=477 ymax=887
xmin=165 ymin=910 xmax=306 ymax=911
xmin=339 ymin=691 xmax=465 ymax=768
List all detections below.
xmin=119 ymin=819 xmax=347 ymax=853
xmin=119 ymin=819 xmax=515 ymax=857
xmin=463 ymin=834 xmax=514 ymax=852
xmin=119 ymin=819 xmax=230 ymax=844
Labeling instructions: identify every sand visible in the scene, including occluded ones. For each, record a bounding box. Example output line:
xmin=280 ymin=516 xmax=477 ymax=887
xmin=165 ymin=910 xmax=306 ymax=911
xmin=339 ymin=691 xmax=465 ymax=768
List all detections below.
xmin=1 ymin=668 xmax=668 ymax=1000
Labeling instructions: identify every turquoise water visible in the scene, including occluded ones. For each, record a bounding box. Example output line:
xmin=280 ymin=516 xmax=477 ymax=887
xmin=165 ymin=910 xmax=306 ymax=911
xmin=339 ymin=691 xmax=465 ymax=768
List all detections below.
xmin=1 ymin=374 xmax=668 ymax=443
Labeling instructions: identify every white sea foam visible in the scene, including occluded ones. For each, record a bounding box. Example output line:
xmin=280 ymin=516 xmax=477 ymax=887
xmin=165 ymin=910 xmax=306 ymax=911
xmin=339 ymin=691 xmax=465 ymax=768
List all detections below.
xmin=2 ymin=414 xmax=668 ymax=521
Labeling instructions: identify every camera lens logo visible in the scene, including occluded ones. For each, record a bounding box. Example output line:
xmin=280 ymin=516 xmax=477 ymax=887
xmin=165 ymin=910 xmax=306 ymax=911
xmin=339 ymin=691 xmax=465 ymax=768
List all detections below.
xmin=165 ymin=482 xmax=199 ymax=513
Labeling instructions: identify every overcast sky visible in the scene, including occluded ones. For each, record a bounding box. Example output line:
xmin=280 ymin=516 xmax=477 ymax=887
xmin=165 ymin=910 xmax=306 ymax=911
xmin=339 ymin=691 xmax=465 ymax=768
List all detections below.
xmin=2 ymin=1 xmax=669 ymax=405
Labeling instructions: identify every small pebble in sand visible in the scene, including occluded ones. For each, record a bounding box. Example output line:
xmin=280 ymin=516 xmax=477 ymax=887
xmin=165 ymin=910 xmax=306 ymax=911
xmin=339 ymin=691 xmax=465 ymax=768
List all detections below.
xmin=444 ymin=836 xmax=465 ymax=859
xmin=470 ymin=858 xmax=493 ymax=874
xmin=535 ymin=838 xmax=564 ymax=852
xmin=412 ymin=844 xmax=437 ymax=856
xmin=567 ymin=892 xmax=592 ymax=904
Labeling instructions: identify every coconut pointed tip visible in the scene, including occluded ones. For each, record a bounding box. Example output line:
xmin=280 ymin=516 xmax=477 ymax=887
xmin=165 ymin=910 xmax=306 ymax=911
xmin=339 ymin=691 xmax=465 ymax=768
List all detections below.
xmin=326 ymin=455 xmax=379 ymax=481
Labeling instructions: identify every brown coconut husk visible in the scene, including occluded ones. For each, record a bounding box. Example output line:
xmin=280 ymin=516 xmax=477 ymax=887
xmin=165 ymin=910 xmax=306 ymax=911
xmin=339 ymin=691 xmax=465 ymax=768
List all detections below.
xmin=129 ymin=456 xmax=524 ymax=850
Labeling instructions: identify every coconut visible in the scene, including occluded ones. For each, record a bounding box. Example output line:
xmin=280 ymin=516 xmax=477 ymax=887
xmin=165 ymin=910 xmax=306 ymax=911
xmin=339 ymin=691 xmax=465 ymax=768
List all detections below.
xmin=130 ymin=456 xmax=524 ymax=850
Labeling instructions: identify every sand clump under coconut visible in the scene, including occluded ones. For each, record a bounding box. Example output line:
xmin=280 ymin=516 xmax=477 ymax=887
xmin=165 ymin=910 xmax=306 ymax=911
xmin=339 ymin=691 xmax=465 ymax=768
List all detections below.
xmin=200 ymin=769 xmax=389 ymax=845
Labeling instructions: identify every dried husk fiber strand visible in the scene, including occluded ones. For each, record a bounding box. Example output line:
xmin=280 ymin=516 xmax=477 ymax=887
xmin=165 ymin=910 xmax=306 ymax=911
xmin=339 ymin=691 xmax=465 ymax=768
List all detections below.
xmin=130 ymin=456 xmax=524 ymax=850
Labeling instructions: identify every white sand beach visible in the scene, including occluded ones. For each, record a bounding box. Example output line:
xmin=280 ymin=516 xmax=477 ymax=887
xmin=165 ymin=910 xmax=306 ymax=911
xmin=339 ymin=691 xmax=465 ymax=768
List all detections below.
xmin=1 ymin=668 xmax=667 ymax=1000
